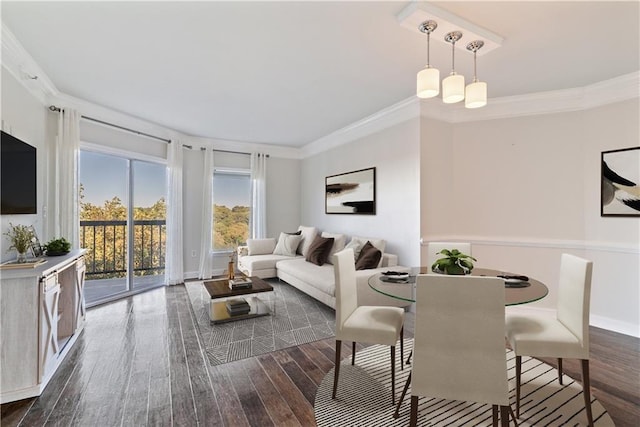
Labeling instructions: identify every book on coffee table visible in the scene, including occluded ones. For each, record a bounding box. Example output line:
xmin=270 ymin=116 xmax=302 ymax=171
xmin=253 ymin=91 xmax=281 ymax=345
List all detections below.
xmin=226 ymin=298 xmax=251 ymax=315
xmin=229 ymin=277 xmax=252 ymax=289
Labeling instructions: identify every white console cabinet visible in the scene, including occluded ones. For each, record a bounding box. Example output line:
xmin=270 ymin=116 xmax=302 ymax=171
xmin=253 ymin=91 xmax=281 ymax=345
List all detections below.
xmin=0 ymin=250 xmax=86 ymax=403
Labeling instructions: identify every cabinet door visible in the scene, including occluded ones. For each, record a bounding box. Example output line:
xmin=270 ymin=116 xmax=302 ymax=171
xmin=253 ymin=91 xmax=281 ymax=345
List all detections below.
xmin=39 ymin=275 xmax=60 ymax=381
xmin=75 ymin=256 xmax=86 ymax=330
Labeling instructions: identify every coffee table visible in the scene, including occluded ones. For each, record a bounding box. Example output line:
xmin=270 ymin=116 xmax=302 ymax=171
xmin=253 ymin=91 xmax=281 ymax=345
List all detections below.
xmin=203 ymin=276 xmax=274 ymax=324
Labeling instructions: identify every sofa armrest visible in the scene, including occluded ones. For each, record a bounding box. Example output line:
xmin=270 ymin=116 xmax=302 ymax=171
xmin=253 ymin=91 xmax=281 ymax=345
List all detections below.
xmin=381 ymin=253 xmax=398 ymax=267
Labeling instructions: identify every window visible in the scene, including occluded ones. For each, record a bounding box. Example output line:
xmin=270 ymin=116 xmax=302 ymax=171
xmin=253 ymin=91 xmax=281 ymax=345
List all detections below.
xmin=213 ymin=170 xmax=251 ymax=250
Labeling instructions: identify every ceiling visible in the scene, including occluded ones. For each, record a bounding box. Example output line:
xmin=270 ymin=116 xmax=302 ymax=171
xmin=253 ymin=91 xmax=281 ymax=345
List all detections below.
xmin=2 ymin=1 xmax=639 ymax=147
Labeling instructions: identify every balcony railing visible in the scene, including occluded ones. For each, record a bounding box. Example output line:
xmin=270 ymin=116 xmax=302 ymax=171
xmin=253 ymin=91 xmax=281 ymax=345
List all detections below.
xmin=80 ymin=219 xmax=166 ymax=279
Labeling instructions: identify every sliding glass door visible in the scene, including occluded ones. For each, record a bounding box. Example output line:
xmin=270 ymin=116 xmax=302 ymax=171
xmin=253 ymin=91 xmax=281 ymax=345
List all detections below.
xmin=80 ymin=150 xmax=166 ymax=306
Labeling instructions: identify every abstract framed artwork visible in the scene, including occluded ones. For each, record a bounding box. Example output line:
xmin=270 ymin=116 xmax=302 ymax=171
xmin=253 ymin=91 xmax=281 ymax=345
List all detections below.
xmin=325 ymin=167 xmax=376 ymax=214
xmin=601 ymin=146 xmax=640 ymax=217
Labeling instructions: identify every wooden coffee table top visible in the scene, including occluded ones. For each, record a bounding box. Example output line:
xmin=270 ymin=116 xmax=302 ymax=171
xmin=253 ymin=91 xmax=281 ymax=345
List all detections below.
xmin=203 ymin=276 xmax=273 ymax=300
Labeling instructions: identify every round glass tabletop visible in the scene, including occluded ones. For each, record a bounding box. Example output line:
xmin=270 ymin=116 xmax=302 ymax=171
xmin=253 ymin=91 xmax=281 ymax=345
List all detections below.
xmin=368 ymin=267 xmax=549 ymax=306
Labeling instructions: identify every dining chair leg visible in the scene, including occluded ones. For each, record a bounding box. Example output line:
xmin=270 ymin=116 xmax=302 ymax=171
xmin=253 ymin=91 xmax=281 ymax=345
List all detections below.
xmin=393 ymin=373 xmax=411 ymax=419
xmin=390 ymin=345 xmax=396 ymax=405
xmin=492 ymin=405 xmax=498 ymax=427
xmin=581 ymin=359 xmax=594 ymax=427
xmin=558 ymin=358 xmax=563 ymax=385
xmin=400 ymin=327 xmax=404 ymax=371
xmin=515 ymin=355 xmax=522 ymax=418
xmin=406 ymin=349 xmax=413 ymax=365
xmin=352 ymin=342 xmax=356 ymax=365
xmin=409 ymin=396 xmax=419 ymax=427
xmin=332 ymin=340 xmax=342 ymax=399
xmin=500 ymin=405 xmax=510 ymax=427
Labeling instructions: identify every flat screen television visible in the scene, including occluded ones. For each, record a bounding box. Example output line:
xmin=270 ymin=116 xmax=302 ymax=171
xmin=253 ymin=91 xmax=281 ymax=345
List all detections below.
xmin=1 ymin=131 xmax=37 ymax=214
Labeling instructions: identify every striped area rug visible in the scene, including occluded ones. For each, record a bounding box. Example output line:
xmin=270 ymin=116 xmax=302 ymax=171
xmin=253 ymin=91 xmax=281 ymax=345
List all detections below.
xmin=315 ymin=340 xmax=613 ymax=426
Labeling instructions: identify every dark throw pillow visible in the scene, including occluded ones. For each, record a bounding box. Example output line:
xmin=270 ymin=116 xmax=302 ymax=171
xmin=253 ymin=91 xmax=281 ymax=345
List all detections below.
xmin=285 ymin=230 xmax=302 ymax=235
xmin=355 ymin=241 xmax=382 ymax=270
xmin=305 ymin=235 xmax=335 ymax=266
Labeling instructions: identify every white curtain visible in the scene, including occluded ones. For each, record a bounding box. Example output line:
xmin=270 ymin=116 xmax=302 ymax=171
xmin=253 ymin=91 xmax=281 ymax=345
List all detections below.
xmin=250 ymin=152 xmax=267 ymax=239
xmin=198 ymin=149 xmax=215 ymax=279
xmin=165 ymin=140 xmax=184 ymax=285
xmin=54 ymin=109 xmax=80 ymax=248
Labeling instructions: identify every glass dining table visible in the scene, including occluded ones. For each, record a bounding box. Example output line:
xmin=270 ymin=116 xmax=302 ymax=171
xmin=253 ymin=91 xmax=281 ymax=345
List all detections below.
xmin=369 ymin=267 xmax=549 ymax=419
xmin=368 ymin=267 xmax=549 ymax=306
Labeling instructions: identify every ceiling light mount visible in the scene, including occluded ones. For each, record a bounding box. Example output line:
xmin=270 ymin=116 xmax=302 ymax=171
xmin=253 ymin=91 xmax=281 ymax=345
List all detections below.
xmin=418 ymin=20 xmax=437 ymax=35
xmin=444 ymin=31 xmax=462 ymax=44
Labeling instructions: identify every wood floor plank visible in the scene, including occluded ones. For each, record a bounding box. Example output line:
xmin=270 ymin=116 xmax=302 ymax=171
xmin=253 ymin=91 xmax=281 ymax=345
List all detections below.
xmin=226 ymin=361 xmax=275 ymax=427
xmin=207 ymin=363 xmax=251 ymax=427
xmin=257 ymin=353 xmax=316 ymax=426
xmin=242 ymin=357 xmax=302 ymax=427
xmin=283 ymin=346 xmax=327 ymax=385
xmin=2 ymin=285 xmax=638 ymax=427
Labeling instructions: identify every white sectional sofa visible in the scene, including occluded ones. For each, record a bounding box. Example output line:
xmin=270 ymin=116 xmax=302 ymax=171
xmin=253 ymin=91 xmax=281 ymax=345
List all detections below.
xmin=237 ymin=226 xmax=411 ymax=309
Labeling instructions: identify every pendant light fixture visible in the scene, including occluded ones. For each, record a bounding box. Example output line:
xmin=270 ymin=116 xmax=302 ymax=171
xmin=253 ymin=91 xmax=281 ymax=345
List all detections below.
xmin=416 ymin=20 xmax=440 ymax=99
xmin=442 ymin=31 xmax=465 ymax=104
xmin=465 ymin=40 xmax=487 ymax=108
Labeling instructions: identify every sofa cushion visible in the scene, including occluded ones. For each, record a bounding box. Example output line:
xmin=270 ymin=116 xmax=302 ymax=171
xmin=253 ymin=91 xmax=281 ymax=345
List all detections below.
xmin=355 ymin=241 xmax=382 ymax=270
xmin=321 ymin=232 xmax=346 ymax=265
xmin=344 ymin=239 xmax=365 ymax=261
xmin=247 ymin=238 xmax=277 ymax=255
xmin=297 ymin=226 xmax=318 ymax=257
xmin=350 ymin=236 xmax=386 ymax=267
xmin=306 ymin=235 xmax=334 ymax=266
xmin=241 ymin=254 xmax=299 ymax=271
xmin=276 ymin=258 xmax=335 ymax=296
xmin=273 ymin=232 xmax=302 ymax=257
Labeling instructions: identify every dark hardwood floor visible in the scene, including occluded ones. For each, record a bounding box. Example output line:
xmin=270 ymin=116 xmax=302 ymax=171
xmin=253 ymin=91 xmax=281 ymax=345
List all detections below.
xmin=2 ymin=285 xmax=638 ymax=426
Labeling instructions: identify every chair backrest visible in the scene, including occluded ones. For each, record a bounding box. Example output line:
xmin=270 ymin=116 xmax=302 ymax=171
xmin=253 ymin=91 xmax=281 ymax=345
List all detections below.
xmin=557 ymin=253 xmax=593 ymax=352
xmin=412 ymin=274 xmax=509 ymax=406
xmin=334 ymin=249 xmax=358 ymax=338
xmin=426 ymin=242 xmax=472 ymax=273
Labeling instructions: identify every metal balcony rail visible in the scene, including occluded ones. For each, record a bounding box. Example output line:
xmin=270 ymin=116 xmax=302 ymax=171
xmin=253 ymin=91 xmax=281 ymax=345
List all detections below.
xmin=80 ymin=219 xmax=166 ymax=278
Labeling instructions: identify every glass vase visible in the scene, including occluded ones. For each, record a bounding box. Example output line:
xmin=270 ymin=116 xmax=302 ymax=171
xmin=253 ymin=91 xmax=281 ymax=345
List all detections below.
xmin=16 ymin=250 xmax=28 ymax=263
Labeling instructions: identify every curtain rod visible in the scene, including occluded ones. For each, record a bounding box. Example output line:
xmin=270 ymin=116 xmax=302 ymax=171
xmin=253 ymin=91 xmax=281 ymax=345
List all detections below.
xmin=49 ymin=105 xmax=268 ymax=157
xmin=49 ymin=105 xmax=170 ymax=143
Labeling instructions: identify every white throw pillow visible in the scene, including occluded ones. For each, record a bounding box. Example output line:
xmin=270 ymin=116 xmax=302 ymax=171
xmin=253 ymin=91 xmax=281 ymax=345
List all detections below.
xmin=273 ymin=232 xmax=302 ymax=257
xmin=297 ymin=226 xmax=318 ymax=257
xmin=351 ymin=236 xmax=386 ymax=267
xmin=343 ymin=239 xmax=365 ymax=261
xmin=247 ymin=238 xmax=277 ymax=255
xmin=321 ymin=232 xmax=346 ymax=265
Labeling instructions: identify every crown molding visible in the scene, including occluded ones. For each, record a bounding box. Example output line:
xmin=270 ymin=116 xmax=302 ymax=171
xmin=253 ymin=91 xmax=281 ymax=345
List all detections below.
xmin=305 ymin=71 xmax=639 ymax=156
xmin=1 ymin=24 xmax=58 ymax=104
xmin=300 ymin=96 xmax=421 ymax=158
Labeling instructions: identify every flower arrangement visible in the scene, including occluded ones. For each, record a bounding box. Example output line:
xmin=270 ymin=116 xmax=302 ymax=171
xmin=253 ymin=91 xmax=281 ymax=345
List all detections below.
xmin=3 ymin=223 xmax=35 ymax=262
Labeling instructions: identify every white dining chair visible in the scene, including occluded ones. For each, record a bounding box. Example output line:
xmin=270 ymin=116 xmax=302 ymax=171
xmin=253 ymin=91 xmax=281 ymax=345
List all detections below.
xmin=332 ymin=248 xmax=405 ymax=405
xmin=409 ymin=274 xmax=517 ymax=427
xmin=426 ymin=241 xmax=472 ymax=273
xmin=505 ymin=253 xmax=594 ymax=426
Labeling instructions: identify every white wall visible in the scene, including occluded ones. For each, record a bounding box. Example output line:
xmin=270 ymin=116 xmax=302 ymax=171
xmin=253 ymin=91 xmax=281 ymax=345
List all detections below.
xmin=301 ymin=119 xmax=421 ymax=267
xmin=420 ymin=99 xmax=640 ymax=336
xmin=0 ymin=71 xmax=47 ymax=262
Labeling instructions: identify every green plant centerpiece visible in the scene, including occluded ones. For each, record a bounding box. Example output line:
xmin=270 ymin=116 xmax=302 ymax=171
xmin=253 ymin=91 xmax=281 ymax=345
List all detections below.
xmin=44 ymin=237 xmax=71 ymax=256
xmin=431 ymin=248 xmax=477 ymax=275
xmin=3 ymin=223 xmax=35 ymax=263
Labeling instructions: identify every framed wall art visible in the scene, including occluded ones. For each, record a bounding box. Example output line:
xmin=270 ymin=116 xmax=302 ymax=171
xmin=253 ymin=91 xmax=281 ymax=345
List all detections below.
xmin=325 ymin=167 xmax=376 ymax=215
xmin=601 ymin=146 xmax=640 ymax=217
